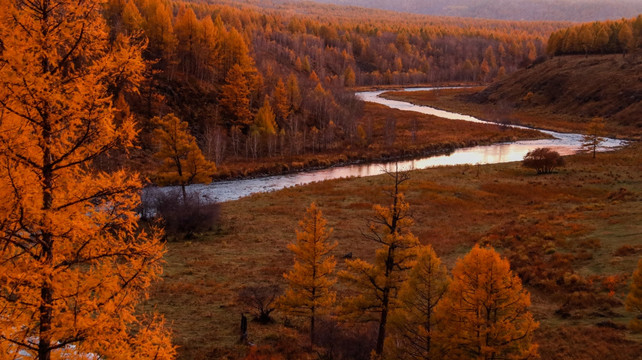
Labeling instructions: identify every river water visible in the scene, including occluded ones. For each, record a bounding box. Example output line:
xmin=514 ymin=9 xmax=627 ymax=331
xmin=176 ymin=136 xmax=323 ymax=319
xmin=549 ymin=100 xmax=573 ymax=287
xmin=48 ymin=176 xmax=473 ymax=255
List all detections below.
xmin=144 ymin=87 xmax=626 ymax=203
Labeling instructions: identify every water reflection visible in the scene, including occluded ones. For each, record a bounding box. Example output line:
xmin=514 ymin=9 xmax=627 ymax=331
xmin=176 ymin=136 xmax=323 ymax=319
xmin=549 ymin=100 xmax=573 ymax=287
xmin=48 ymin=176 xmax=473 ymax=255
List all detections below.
xmin=144 ymin=88 xmax=627 ymax=203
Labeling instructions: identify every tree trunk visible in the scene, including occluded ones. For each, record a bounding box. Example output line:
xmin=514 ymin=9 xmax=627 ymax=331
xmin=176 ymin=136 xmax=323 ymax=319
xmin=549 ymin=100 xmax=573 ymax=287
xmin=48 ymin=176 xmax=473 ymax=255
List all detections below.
xmin=39 ymin=109 xmax=54 ymax=360
xmin=375 ymin=303 xmax=389 ymax=355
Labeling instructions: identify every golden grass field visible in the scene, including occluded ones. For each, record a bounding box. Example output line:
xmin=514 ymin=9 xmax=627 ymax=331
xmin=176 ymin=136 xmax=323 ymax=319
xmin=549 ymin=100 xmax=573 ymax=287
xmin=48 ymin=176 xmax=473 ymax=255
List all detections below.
xmin=145 ymin=132 xmax=642 ymax=359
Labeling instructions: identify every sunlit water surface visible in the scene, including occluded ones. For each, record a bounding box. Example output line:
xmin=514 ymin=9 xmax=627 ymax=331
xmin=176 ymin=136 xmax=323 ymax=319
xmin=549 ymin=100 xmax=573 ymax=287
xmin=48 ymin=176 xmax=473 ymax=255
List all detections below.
xmin=143 ymin=88 xmax=627 ymax=203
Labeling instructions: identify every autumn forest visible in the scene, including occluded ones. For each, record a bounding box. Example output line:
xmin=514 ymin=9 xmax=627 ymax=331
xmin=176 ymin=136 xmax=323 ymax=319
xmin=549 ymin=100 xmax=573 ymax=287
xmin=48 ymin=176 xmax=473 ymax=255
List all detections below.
xmin=0 ymin=0 xmax=641 ymax=359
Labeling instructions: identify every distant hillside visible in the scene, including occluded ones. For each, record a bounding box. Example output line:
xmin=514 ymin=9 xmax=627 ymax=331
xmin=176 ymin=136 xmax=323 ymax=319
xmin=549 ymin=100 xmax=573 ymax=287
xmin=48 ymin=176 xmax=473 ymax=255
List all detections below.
xmin=282 ymin=0 xmax=642 ymax=22
xmin=473 ymin=54 xmax=642 ymax=132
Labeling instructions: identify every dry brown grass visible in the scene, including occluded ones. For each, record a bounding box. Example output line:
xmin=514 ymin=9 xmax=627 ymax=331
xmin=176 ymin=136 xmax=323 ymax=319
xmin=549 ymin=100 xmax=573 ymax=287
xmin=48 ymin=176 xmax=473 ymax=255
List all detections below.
xmin=381 ymin=56 xmax=642 ymax=140
xmin=145 ymin=141 xmax=642 ymax=359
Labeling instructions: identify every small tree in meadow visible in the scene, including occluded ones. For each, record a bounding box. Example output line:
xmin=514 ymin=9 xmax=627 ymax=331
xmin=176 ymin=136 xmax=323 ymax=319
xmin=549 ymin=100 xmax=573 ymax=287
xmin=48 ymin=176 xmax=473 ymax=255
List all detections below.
xmin=280 ymin=203 xmax=337 ymax=344
xmin=582 ymin=117 xmax=606 ymax=159
xmin=153 ymin=113 xmax=216 ymax=199
xmin=523 ymin=147 xmax=565 ymax=174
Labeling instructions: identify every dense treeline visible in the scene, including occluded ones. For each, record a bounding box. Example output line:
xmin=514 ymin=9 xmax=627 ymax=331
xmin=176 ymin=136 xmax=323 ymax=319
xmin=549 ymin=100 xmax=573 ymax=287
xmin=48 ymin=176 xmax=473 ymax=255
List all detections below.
xmin=548 ymin=15 xmax=642 ymax=56
xmin=103 ymin=0 xmax=560 ymax=173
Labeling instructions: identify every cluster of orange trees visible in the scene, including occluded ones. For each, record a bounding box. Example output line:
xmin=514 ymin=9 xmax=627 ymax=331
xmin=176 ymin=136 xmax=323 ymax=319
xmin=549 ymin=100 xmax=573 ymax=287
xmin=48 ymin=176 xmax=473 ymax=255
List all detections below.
xmin=548 ymin=15 xmax=642 ymax=56
xmin=279 ymin=172 xmax=538 ymax=359
xmin=100 ymin=0 xmax=563 ymax=167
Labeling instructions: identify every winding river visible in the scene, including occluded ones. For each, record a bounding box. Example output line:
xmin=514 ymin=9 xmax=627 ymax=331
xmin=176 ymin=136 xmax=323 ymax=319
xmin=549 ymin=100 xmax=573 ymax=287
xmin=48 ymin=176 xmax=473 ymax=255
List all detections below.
xmin=144 ymin=87 xmax=627 ymax=203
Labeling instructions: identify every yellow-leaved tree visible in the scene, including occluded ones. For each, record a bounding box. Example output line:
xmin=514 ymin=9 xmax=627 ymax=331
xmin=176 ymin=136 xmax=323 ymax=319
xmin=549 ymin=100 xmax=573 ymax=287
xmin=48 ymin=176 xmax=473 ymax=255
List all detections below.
xmin=254 ymin=96 xmax=278 ymax=136
xmin=626 ymin=257 xmax=642 ymax=332
xmin=280 ymin=203 xmax=337 ymax=345
xmin=436 ymin=245 xmax=538 ymax=360
xmin=0 ymin=0 xmax=175 ymax=358
xmin=340 ymin=169 xmax=420 ymax=356
xmin=385 ymin=245 xmax=450 ymax=360
xmin=153 ymin=113 xmax=216 ymax=199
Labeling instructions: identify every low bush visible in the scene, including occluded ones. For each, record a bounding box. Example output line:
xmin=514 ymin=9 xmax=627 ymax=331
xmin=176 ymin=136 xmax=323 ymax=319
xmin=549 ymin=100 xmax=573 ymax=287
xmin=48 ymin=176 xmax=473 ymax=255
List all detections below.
xmin=141 ymin=188 xmax=220 ymax=236
xmin=237 ymin=285 xmax=282 ymax=324
xmin=523 ymin=147 xmax=565 ymax=174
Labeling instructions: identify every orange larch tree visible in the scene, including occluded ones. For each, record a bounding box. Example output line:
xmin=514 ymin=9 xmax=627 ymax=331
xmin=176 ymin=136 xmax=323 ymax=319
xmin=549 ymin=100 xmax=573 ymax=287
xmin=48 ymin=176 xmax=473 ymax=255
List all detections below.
xmin=220 ymin=64 xmax=253 ymax=129
xmin=273 ymin=78 xmax=291 ymax=129
xmin=385 ymin=245 xmax=450 ymax=360
xmin=254 ymin=96 xmax=278 ymax=136
xmin=0 ymin=0 xmax=175 ymax=358
xmin=279 ymin=203 xmax=337 ymax=345
xmin=153 ymin=113 xmax=216 ymax=199
xmin=340 ymin=169 xmax=420 ymax=356
xmin=435 ymin=245 xmax=538 ymax=360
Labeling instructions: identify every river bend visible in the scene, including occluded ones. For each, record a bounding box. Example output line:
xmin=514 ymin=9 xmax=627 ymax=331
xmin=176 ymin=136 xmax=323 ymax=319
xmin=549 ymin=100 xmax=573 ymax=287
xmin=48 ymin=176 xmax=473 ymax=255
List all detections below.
xmin=144 ymin=88 xmax=626 ymax=203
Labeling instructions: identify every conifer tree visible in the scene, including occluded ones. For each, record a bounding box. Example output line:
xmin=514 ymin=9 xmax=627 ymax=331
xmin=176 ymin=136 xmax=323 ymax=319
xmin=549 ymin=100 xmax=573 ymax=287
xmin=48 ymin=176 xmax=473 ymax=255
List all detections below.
xmin=274 ymin=78 xmax=291 ymax=128
xmin=344 ymin=66 xmax=356 ymax=87
xmin=618 ymin=23 xmax=635 ymax=57
xmin=287 ymin=73 xmax=302 ymax=113
xmin=386 ymin=245 xmax=450 ymax=360
xmin=255 ymin=96 xmax=278 ymax=135
xmin=121 ymin=0 xmax=144 ymax=35
xmin=153 ymin=113 xmax=216 ymax=199
xmin=626 ymin=258 xmax=642 ymax=332
xmin=340 ymin=169 xmax=420 ymax=356
xmin=0 ymin=0 xmax=174 ymax=357
xmin=280 ymin=203 xmax=337 ymax=344
xmin=220 ymin=64 xmax=253 ymax=128
xmin=141 ymin=0 xmax=176 ymax=59
xmin=436 ymin=245 xmax=538 ymax=360
xmin=582 ymin=117 xmax=606 ymax=159
xmin=174 ymin=6 xmax=201 ymax=74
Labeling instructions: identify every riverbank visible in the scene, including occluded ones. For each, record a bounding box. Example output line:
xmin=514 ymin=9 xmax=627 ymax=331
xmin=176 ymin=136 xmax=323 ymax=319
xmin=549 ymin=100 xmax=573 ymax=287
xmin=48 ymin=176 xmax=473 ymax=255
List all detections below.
xmin=380 ymin=87 xmax=640 ymax=140
xmin=211 ymin=101 xmax=546 ymax=180
xmin=146 ymin=141 xmax=642 ymax=360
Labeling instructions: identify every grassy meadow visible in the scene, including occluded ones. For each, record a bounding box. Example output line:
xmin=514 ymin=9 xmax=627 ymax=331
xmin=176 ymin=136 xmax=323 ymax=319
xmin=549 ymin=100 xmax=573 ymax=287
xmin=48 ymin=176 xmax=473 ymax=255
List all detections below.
xmin=146 ymin=137 xmax=642 ymax=359
xmin=380 ymin=87 xmax=639 ymax=140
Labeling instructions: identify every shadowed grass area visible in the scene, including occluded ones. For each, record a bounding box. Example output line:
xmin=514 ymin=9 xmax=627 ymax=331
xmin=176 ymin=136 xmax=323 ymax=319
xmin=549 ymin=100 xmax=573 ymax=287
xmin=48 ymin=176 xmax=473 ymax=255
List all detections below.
xmin=145 ymin=141 xmax=642 ymax=360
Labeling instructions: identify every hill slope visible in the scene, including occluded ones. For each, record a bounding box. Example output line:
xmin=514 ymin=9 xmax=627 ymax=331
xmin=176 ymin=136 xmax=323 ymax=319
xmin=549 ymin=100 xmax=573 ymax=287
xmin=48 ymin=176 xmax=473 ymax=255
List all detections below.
xmin=473 ymin=54 xmax=642 ymax=135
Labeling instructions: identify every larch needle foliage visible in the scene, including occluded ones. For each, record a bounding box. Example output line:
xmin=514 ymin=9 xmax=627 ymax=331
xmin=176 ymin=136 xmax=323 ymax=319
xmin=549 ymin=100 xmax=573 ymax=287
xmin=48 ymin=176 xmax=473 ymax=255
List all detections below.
xmin=340 ymin=170 xmax=420 ymax=356
xmin=0 ymin=0 xmax=175 ymax=359
xmin=280 ymin=203 xmax=337 ymax=344
xmin=152 ymin=113 xmax=216 ymax=198
xmin=385 ymin=245 xmax=450 ymax=360
xmin=436 ymin=245 xmax=538 ymax=360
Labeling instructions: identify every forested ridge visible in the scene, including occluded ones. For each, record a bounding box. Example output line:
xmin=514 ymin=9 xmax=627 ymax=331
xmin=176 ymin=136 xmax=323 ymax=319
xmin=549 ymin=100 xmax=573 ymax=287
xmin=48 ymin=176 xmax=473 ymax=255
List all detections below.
xmin=102 ymin=0 xmax=564 ymax=179
xmin=548 ymin=15 xmax=642 ymax=56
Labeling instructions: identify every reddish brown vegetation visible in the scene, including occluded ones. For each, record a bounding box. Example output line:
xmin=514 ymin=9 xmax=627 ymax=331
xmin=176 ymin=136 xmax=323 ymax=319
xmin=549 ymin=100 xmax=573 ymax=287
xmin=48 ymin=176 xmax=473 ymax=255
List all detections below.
xmin=523 ymin=147 xmax=565 ymax=174
xmin=146 ymin=142 xmax=642 ymax=359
